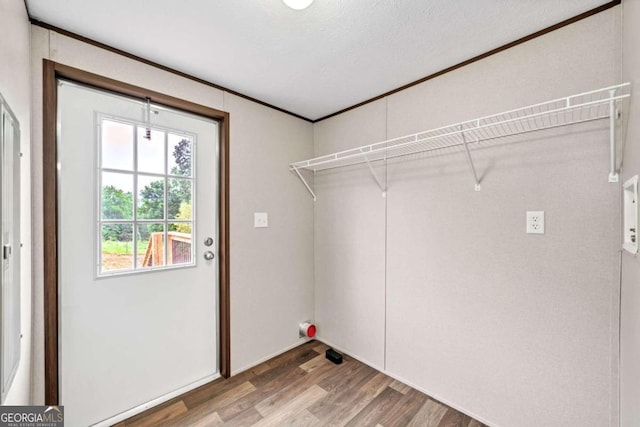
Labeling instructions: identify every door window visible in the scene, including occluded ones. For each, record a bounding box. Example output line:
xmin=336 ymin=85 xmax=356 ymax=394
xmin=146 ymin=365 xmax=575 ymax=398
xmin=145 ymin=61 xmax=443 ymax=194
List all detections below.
xmin=98 ymin=115 xmax=195 ymax=275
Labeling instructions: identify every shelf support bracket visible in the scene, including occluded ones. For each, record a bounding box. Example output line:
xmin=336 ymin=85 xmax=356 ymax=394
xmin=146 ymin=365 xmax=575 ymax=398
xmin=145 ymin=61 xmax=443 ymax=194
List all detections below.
xmin=291 ymin=166 xmax=316 ymax=202
xmin=608 ymin=89 xmax=619 ymax=183
xmin=361 ymin=151 xmax=387 ymax=197
xmin=460 ymin=127 xmax=482 ymax=191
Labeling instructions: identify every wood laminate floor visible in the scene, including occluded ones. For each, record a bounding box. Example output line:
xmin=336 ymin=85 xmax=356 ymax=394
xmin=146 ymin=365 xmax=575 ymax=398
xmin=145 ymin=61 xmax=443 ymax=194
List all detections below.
xmin=116 ymin=341 xmax=488 ymax=427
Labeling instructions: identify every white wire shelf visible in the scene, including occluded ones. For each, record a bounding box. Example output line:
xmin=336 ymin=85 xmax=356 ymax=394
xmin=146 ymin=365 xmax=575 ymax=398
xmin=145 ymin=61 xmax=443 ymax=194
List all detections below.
xmin=290 ymin=83 xmax=630 ymax=201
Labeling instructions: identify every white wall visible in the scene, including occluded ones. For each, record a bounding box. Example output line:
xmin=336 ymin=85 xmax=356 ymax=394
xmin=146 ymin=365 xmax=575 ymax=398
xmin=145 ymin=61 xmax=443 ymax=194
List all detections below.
xmin=30 ymin=27 xmax=314 ymax=402
xmin=314 ymin=8 xmax=622 ymax=427
xmin=314 ymin=100 xmax=387 ymax=370
xmin=620 ymin=0 xmax=640 ymax=426
xmin=0 ymin=0 xmax=32 ymax=405
xmin=225 ymin=92 xmax=315 ymax=373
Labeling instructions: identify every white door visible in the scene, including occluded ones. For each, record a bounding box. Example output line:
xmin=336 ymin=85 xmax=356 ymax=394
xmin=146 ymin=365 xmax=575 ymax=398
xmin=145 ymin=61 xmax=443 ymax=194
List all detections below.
xmin=57 ymin=80 xmax=219 ymax=426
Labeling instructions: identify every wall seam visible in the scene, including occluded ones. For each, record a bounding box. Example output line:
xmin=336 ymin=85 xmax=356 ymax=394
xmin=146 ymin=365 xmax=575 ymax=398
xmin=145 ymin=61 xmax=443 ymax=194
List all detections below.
xmin=617 ymin=5 xmax=625 ymax=427
xmin=312 ymin=125 xmax=316 ymax=330
xmin=615 ymin=6 xmax=625 ymax=426
xmin=383 ymin=96 xmax=388 ymax=370
xmin=617 ymin=251 xmax=623 ymax=427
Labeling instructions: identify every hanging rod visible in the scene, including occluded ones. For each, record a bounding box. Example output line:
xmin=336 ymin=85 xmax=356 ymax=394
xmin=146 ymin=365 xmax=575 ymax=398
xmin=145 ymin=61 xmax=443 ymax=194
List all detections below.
xmin=290 ymin=83 xmax=630 ymax=200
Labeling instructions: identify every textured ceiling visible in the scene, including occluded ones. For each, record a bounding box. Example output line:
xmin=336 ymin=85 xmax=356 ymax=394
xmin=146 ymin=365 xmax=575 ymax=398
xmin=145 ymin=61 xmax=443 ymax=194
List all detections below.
xmin=25 ymin=0 xmax=610 ymax=120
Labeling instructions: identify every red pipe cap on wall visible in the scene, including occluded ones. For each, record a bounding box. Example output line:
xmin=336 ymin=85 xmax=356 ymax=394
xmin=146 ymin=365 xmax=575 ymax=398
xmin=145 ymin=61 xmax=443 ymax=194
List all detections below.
xmin=306 ymin=324 xmax=316 ymax=338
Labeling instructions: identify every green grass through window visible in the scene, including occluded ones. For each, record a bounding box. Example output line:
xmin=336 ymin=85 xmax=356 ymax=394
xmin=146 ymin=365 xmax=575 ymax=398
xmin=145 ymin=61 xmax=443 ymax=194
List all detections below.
xmin=102 ymin=240 xmax=148 ymax=255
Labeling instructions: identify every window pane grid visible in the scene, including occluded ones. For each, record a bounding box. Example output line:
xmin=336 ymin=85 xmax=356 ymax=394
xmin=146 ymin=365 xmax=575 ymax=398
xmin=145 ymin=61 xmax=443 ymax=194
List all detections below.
xmin=98 ymin=115 xmax=195 ymax=275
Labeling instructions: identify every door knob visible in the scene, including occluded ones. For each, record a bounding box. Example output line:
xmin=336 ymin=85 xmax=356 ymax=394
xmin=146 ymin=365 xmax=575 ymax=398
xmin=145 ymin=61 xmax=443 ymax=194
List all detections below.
xmin=204 ymin=237 xmax=214 ymax=247
xmin=204 ymin=251 xmax=215 ymax=261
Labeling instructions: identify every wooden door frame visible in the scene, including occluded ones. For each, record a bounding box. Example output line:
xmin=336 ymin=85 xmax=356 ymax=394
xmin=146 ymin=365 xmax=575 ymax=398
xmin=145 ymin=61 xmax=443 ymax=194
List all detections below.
xmin=43 ymin=59 xmax=231 ymax=405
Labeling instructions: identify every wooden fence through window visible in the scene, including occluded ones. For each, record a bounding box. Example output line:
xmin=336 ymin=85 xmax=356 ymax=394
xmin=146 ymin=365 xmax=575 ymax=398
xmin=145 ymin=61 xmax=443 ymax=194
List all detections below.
xmin=142 ymin=231 xmax=192 ymax=266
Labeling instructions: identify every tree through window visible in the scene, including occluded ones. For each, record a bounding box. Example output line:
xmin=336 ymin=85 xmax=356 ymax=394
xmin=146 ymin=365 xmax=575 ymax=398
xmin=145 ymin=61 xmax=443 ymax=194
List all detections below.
xmin=98 ymin=117 xmax=195 ymax=274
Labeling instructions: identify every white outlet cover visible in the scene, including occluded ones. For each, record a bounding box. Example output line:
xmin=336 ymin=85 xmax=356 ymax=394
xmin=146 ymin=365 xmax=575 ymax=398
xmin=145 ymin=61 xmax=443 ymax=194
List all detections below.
xmin=526 ymin=211 xmax=545 ymax=234
xmin=254 ymin=212 xmax=268 ymax=228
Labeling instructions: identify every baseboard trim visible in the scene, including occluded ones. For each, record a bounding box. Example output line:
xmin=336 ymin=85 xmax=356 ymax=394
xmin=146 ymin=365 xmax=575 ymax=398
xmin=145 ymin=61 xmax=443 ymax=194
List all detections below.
xmin=91 ymin=372 xmax=220 ymax=427
xmin=314 ymin=338 xmax=499 ymax=427
xmin=314 ymin=335 xmax=385 ymax=373
xmin=231 ymin=339 xmax=312 ymax=376
xmin=379 ymin=368 xmax=498 ymax=427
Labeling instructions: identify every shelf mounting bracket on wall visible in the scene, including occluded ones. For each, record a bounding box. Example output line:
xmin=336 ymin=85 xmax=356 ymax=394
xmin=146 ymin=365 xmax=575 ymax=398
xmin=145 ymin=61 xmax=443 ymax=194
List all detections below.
xmin=291 ymin=165 xmax=316 ymax=201
xmin=608 ymin=89 xmax=620 ymax=183
xmin=361 ymin=150 xmax=387 ymax=197
xmin=460 ymin=126 xmax=482 ymax=191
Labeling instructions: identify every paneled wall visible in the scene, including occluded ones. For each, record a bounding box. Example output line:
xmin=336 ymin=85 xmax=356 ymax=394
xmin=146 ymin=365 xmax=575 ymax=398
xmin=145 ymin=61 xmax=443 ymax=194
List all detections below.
xmin=314 ymin=9 xmax=622 ymax=427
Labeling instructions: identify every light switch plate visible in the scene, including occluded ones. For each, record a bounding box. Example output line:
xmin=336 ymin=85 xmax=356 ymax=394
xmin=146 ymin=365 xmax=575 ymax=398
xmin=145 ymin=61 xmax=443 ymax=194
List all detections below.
xmin=526 ymin=211 xmax=544 ymax=234
xmin=254 ymin=212 xmax=268 ymax=228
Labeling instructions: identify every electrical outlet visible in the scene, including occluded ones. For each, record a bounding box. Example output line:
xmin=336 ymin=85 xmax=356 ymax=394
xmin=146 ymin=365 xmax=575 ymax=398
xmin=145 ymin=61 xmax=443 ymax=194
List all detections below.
xmin=526 ymin=211 xmax=544 ymax=234
xmin=254 ymin=212 xmax=268 ymax=228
